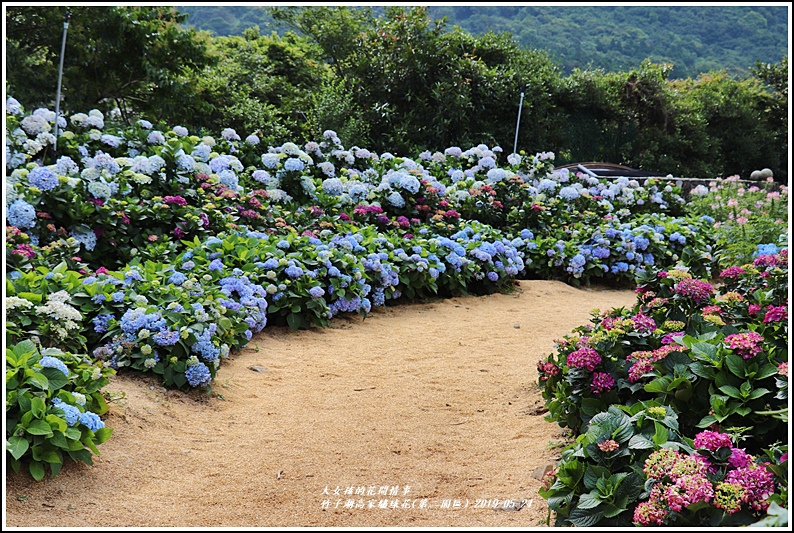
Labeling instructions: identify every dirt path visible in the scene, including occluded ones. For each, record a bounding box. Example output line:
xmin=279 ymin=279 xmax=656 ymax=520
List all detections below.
xmin=5 ymin=280 xmax=636 ymax=528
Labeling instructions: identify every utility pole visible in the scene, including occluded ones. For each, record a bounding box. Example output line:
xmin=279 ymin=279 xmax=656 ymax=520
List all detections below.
xmin=52 ymin=10 xmax=71 ymax=157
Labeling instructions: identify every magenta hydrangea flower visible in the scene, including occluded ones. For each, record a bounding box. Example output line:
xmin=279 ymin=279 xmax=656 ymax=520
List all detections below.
xmin=753 ymin=255 xmax=780 ymax=267
xmin=590 ymin=372 xmax=615 ymax=394
xmin=628 ymin=360 xmax=654 ymax=383
xmin=728 ymin=448 xmax=754 ymax=469
xmin=724 ymin=464 xmax=776 ymax=512
xmin=536 ymin=361 xmax=560 ymax=381
xmin=674 ymin=278 xmax=715 ymax=303
xmin=779 ymin=362 xmax=788 ymax=378
xmin=701 ymin=305 xmax=722 ymax=316
xmin=566 ymin=347 xmax=602 ymax=371
xmin=720 ymin=266 xmax=746 ymax=279
xmin=163 ymin=195 xmax=187 ymax=206
xmin=665 ymin=473 xmax=714 ymax=512
xmin=661 ymin=331 xmax=686 ymax=345
xmin=631 ymin=313 xmax=656 ymax=333
xmin=762 ymin=305 xmax=788 ymax=324
xmin=748 ymin=303 xmax=762 ymax=316
xmin=693 ymin=430 xmax=733 ymax=451
xmin=724 ymin=332 xmax=764 ymax=359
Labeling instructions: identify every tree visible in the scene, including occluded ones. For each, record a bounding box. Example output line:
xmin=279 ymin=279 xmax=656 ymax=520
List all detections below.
xmin=6 ymin=6 xmax=214 ymax=124
xmin=187 ymin=27 xmax=330 ymax=143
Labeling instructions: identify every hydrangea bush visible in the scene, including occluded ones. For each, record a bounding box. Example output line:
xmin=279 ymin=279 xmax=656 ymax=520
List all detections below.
xmin=5 ymin=98 xmax=789 ymax=489
xmin=538 ymin=249 xmax=789 ymax=525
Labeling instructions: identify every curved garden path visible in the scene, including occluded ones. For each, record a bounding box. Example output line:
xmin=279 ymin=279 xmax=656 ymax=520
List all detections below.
xmin=5 ymin=280 xmax=636 ymax=527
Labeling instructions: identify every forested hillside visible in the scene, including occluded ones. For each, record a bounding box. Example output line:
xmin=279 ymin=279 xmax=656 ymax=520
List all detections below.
xmin=177 ymin=4 xmax=788 ymax=79
xmin=7 ymin=5 xmax=788 ymax=180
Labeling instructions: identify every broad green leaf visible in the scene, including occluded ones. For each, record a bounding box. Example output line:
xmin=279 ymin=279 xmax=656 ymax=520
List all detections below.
xmin=286 ymin=312 xmax=302 ymax=331
xmin=725 ymin=355 xmax=746 ymax=377
xmin=29 ymin=396 xmax=46 ymax=418
xmin=718 ymin=385 xmax=742 ymax=399
xmin=25 ymin=419 xmax=53 ymax=436
xmin=29 ymin=461 xmax=45 ymax=481
xmin=690 ymin=342 xmax=718 ymax=363
xmin=652 ymin=422 xmax=669 ymax=445
xmin=603 ymin=503 xmax=627 ymax=518
xmin=41 ymin=367 xmax=69 ymax=392
xmin=628 ymin=434 xmax=656 ymax=450
xmin=584 ymin=465 xmax=610 ymax=491
xmin=6 ymin=436 xmax=29 ymax=460
xmin=40 ymin=449 xmax=62 ymax=464
xmin=45 ymin=414 xmax=67 ymax=433
xmin=748 ymin=388 xmax=771 ymax=400
xmin=94 ymin=427 xmax=113 ymax=444
xmin=568 ymin=508 xmax=605 ymax=527
xmin=576 ymin=491 xmax=603 ymax=510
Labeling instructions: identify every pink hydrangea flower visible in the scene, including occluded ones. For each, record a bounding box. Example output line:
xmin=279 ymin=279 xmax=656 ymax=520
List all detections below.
xmin=631 ymin=313 xmax=656 ymax=333
xmin=725 ymin=464 xmax=776 ymax=512
xmin=762 ymin=305 xmax=787 ymax=323
xmin=694 ymin=430 xmax=733 ymax=451
xmin=719 ymin=266 xmax=746 ymax=279
xmin=598 ymin=439 xmax=620 ymax=452
xmin=724 ymin=332 xmax=764 ymax=359
xmin=590 ymin=372 xmax=615 ymax=394
xmin=665 ymin=473 xmax=714 ymax=512
xmin=674 ymin=278 xmax=715 ymax=303
xmin=566 ymin=347 xmax=602 ymax=371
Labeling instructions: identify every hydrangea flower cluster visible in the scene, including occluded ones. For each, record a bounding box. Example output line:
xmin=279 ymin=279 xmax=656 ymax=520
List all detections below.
xmin=723 ymin=331 xmax=764 ymax=359
xmin=566 ymin=347 xmax=602 ymax=371
xmin=673 ymin=278 xmax=715 ymax=303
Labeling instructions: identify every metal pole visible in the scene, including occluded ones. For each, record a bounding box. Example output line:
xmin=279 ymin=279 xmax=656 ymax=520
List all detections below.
xmin=513 ymin=91 xmax=524 ymax=155
xmin=53 ymin=10 xmax=71 ymax=156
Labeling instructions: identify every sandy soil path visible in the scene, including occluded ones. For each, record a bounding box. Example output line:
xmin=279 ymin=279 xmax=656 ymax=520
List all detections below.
xmin=5 ymin=280 xmax=636 ymax=528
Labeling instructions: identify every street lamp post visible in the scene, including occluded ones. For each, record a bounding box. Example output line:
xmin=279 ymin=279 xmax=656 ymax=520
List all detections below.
xmin=513 ymin=90 xmax=525 ymax=156
xmin=52 ymin=10 xmax=71 ymax=157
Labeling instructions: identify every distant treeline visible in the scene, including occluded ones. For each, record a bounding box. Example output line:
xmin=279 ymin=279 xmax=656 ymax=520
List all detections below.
xmin=177 ymin=4 xmax=788 ymax=80
xmin=7 ymin=6 xmax=789 ymax=181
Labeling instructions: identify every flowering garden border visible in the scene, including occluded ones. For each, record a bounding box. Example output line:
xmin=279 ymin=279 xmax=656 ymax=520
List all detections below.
xmin=5 ymin=97 xmax=789 ymax=524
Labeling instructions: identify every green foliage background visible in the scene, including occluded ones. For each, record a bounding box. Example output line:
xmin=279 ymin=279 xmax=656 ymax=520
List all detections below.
xmin=5 ymin=5 xmax=789 ymax=181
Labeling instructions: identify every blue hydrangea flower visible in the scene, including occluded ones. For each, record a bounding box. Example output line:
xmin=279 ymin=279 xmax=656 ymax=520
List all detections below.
xmin=387 ymin=192 xmax=405 ymax=208
xmin=283 ymin=157 xmax=305 ymax=172
xmin=309 ymin=286 xmax=325 ymax=298
xmin=153 ymin=329 xmax=180 ymax=346
xmin=284 ymin=265 xmax=303 ymax=279
xmin=185 ymin=362 xmax=212 ymax=387
xmin=79 ymin=411 xmax=105 ymax=431
xmin=28 ymin=167 xmax=60 ymax=191
xmin=92 ymin=313 xmax=113 ymax=333
xmin=754 ymin=243 xmax=780 ymax=257
xmin=322 ymin=178 xmax=345 ymax=196
xmin=7 ymin=199 xmax=37 ymax=229
xmin=39 ymin=356 xmax=69 ymax=376
xmin=51 ymin=398 xmax=79 ymax=426
xmin=168 ymin=272 xmax=187 ymax=285
xmin=558 ymin=186 xmax=580 ymax=201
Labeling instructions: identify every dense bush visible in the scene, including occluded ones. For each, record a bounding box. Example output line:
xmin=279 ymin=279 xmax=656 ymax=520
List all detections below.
xmin=538 ymin=249 xmax=789 ymax=525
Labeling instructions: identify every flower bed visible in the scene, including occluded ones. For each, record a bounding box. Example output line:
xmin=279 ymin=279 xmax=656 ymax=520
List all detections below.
xmin=537 ymin=249 xmax=788 ymax=526
xmin=5 ymin=98 xmax=789 ymax=494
